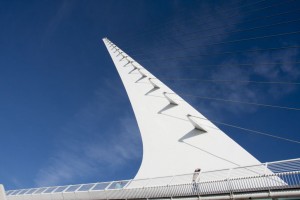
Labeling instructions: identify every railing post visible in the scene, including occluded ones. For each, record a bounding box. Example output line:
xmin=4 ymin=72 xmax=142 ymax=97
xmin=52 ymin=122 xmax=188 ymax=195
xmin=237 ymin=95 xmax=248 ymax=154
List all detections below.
xmin=226 ymin=169 xmax=233 ymax=197
xmin=140 ymin=178 xmax=151 ymax=199
xmin=167 ymin=176 xmax=175 ymax=186
xmin=123 ymin=180 xmax=132 ymax=189
xmin=104 ymin=182 xmax=114 ymax=200
xmin=198 ymin=170 xmax=203 ymax=197
xmin=167 ymin=176 xmax=175 ymax=199
xmin=264 ymin=162 xmax=272 ymax=195
xmin=88 ymin=183 xmax=98 ymax=191
xmin=264 ymin=162 xmax=269 ymax=175
xmin=87 ymin=183 xmax=98 ymax=200
xmin=143 ymin=178 xmax=152 ymax=188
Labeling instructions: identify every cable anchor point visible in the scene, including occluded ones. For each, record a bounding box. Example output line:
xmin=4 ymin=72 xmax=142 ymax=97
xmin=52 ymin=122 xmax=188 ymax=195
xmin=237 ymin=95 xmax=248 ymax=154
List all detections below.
xmin=186 ymin=114 xmax=207 ymax=132
xmin=149 ymin=78 xmax=160 ymax=89
xmin=163 ymin=92 xmax=178 ymax=105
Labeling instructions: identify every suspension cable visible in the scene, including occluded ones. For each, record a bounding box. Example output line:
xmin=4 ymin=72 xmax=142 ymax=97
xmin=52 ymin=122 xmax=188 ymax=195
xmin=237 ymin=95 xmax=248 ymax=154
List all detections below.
xmin=126 ymin=8 xmax=300 ymax=52
xmin=149 ymin=62 xmax=300 ymax=71
xmin=166 ymin=93 xmax=300 ymax=111
xmin=120 ymin=0 xmax=269 ymax=41
xmin=190 ymin=115 xmax=300 ymax=144
xmin=120 ymin=0 xmax=292 ymax=46
xmin=138 ymin=45 xmax=300 ymax=62
xmin=157 ymin=78 xmax=300 ymax=85
xmin=131 ymin=29 xmax=300 ymax=57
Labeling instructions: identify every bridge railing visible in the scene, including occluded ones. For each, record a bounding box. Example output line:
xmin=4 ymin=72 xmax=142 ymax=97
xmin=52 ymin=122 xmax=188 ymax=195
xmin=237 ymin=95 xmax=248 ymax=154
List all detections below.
xmin=5 ymin=158 xmax=300 ymax=199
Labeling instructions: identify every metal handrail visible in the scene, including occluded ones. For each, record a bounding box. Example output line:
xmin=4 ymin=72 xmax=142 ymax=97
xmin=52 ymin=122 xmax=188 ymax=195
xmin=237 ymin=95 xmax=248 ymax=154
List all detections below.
xmin=6 ymin=158 xmax=300 ymax=198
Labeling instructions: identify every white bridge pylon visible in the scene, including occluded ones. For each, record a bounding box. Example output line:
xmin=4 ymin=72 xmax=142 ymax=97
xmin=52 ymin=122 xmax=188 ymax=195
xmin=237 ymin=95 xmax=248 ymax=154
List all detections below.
xmin=103 ymin=38 xmax=261 ymax=179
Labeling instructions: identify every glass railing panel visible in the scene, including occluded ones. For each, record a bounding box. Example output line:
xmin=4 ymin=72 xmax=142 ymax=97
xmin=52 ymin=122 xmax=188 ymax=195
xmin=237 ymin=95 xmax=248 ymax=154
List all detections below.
xmin=108 ymin=181 xmax=129 ymax=189
xmin=14 ymin=190 xmax=24 ymax=195
xmin=5 ymin=191 xmax=13 ymax=195
xmin=64 ymin=185 xmax=81 ymax=192
xmin=77 ymin=184 xmax=96 ymax=191
xmin=10 ymin=190 xmax=21 ymax=195
xmin=91 ymin=182 xmax=110 ymax=191
xmin=53 ymin=186 xmax=68 ymax=193
xmin=25 ymin=189 xmax=38 ymax=195
xmin=34 ymin=188 xmax=47 ymax=194
xmin=43 ymin=187 xmax=58 ymax=194
xmin=18 ymin=189 xmax=29 ymax=195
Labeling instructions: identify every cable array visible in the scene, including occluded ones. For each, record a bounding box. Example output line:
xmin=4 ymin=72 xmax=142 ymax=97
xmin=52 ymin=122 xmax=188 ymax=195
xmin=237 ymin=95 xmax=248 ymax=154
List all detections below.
xmin=120 ymin=0 xmax=270 ymax=42
xmin=190 ymin=115 xmax=300 ymax=144
xmin=112 ymin=0 xmax=300 ymax=146
xmin=170 ymin=93 xmax=300 ymax=111
xmin=120 ymin=0 xmax=291 ymax=46
xmin=127 ymin=8 xmax=300 ymax=54
xmin=158 ymin=78 xmax=300 ymax=85
xmin=131 ymin=30 xmax=300 ymax=58
xmin=139 ymin=45 xmax=300 ymax=62
xmin=149 ymin=61 xmax=300 ymax=71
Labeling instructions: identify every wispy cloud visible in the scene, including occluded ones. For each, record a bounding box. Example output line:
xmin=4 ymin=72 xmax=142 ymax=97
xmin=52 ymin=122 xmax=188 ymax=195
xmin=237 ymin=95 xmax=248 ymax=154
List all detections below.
xmin=41 ymin=0 xmax=74 ymax=46
xmin=132 ymin=1 xmax=300 ymax=119
xmin=34 ymin=80 xmax=142 ymax=187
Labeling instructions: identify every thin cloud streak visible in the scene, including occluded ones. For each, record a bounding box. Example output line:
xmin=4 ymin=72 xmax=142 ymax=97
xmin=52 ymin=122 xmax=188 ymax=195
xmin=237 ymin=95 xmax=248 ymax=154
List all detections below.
xmin=34 ymin=80 xmax=142 ymax=187
xmin=131 ymin=1 xmax=300 ymax=119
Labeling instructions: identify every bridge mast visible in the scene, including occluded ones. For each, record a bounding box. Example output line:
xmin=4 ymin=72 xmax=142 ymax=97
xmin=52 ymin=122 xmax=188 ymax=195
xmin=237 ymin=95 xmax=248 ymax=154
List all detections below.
xmin=103 ymin=38 xmax=261 ymax=179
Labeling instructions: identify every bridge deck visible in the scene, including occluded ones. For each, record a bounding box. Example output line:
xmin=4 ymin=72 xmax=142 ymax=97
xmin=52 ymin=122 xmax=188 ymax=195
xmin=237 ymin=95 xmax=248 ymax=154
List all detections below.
xmin=4 ymin=158 xmax=300 ymax=200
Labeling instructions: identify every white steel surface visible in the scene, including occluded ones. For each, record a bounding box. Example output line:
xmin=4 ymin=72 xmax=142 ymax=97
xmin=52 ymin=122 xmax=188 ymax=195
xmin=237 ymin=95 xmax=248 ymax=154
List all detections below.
xmin=5 ymin=158 xmax=300 ymax=200
xmin=103 ymin=38 xmax=261 ymax=179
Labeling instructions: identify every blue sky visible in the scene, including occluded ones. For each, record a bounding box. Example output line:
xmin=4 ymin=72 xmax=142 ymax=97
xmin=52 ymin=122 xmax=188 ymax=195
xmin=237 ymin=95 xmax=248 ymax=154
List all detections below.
xmin=0 ymin=0 xmax=300 ymax=190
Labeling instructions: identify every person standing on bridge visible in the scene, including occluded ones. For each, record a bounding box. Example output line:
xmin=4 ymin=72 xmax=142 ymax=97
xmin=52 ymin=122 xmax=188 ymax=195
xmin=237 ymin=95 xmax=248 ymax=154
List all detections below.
xmin=193 ymin=168 xmax=201 ymax=182
xmin=192 ymin=168 xmax=201 ymax=194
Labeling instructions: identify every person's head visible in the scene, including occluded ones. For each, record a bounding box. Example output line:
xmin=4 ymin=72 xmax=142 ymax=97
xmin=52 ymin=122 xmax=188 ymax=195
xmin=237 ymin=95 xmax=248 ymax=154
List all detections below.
xmin=194 ymin=168 xmax=201 ymax=172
